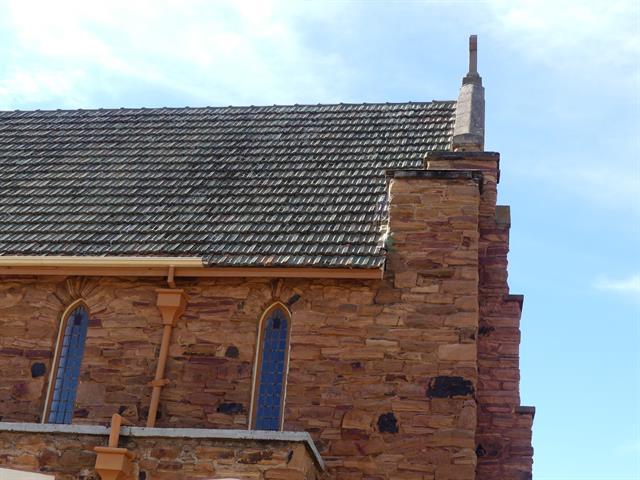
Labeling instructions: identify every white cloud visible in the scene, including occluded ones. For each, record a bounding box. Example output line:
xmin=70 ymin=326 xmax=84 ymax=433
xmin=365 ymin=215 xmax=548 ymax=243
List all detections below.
xmin=595 ymin=274 xmax=640 ymax=298
xmin=3 ymin=0 xmax=638 ymax=109
xmin=488 ymin=0 xmax=640 ymax=85
xmin=488 ymin=0 xmax=640 ymax=218
xmin=0 ymin=0 xmax=351 ymax=109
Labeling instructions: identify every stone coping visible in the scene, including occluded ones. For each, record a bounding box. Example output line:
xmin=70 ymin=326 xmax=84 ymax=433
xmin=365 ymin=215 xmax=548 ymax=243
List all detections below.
xmin=385 ymin=169 xmax=484 ymax=182
xmin=515 ymin=406 xmax=536 ymax=419
xmin=423 ymin=151 xmax=500 ymax=161
xmin=0 ymin=422 xmax=325 ymax=471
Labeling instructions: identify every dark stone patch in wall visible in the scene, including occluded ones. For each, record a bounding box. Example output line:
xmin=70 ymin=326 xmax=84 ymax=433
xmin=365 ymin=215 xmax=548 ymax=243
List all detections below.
xmin=0 ymin=347 xmax=23 ymax=356
xmin=25 ymin=349 xmax=51 ymax=359
xmin=139 ymin=472 xmax=147 ymax=480
xmin=427 ymin=376 xmax=475 ymax=398
xmin=88 ymin=316 xmax=102 ymax=327
xmin=460 ymin=327 xmax=476 ymax=340
xmin=117 ymin=405 xmax=141 ymax=419
xmin=351 ymin=362 xmax=363 ymax=370
xmin=239 ymin=449 xmax=273 ymax=464
xmin=217 ymin=402 xmax=245 ymax=414
xmin=286 ymin=294 xmax=301 ymax=306
xmin=385 ymin=373 xmax=407 ymax=381
xmin=377 ymin=412 xmax=398 ymax=433
xmin=188 ymin=356 xmax=226 ymax=365
xmin=38 ymin=448 xmax=58 ymax=468
xmin=74 ymin=408 xmax=89 ymax=418
xmin=479 ymin=325 xmax=495 ymax=336
xmin=476 ymin=441 xmax=501 ymax=459
xmin=225 ymin=345 xmax=239 ymax=358
xmin=140 ymin=406 xmax=161 ymax=420
xmin=31 ymin=362 xmax=46 ymax=378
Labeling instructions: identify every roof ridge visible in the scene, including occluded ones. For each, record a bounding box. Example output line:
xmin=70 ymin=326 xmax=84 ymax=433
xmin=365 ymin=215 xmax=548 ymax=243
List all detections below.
xmin=0 ymin=100 xmax=456 ymax=115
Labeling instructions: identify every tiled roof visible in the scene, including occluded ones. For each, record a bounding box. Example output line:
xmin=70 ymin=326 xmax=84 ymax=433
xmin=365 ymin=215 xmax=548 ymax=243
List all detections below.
xmin=0 ymin=102 xmax=456 ymax=268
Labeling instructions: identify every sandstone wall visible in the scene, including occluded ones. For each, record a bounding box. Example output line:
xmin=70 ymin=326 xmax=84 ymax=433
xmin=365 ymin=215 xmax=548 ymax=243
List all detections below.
xmin=0 ymin=170 xmax=532 ymax=480
xmin=0 ymin=429 xmax=320 ymax=480
xmin=425 ymin=152 xmax=534 ymax=480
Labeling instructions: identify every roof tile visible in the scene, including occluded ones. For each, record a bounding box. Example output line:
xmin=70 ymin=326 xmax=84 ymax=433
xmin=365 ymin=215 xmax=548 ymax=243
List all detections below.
xmin=0 ymin=102 xmax=455 ymax=268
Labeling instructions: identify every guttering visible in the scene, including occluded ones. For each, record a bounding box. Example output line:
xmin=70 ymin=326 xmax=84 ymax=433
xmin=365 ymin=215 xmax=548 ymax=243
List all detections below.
xmin=0 ymin=256 xmax=383 ymax=279
xmin=0 ymin=256 xmax=204 ymax=267
xmin=146 ymin=289 xmax=187 ymax=428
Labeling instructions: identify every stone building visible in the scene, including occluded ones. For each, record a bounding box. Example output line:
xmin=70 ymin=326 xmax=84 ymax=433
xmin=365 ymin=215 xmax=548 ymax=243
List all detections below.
xmin=0 ymin=37 xmax=534 ymax=479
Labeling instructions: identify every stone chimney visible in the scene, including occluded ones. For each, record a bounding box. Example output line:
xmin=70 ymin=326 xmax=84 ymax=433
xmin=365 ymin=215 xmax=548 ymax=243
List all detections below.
xmin=452 ymin=35 xmax=485 ymax=151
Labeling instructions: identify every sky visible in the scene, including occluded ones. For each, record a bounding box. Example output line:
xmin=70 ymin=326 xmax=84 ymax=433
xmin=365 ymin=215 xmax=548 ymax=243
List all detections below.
xmin=0 ymin=0 xmax=638 ymax=478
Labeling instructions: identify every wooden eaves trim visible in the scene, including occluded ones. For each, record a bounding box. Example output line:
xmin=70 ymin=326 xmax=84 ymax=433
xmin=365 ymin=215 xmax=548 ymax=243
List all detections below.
xmin=0 ymin=256 xmax=383 ymax=280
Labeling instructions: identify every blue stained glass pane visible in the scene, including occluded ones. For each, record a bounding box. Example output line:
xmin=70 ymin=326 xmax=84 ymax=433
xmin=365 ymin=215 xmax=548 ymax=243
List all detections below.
xmin=255 ymin=309 xmax=289 ymax=431
xmin=48 ymin=305 xmax=89 ymax=424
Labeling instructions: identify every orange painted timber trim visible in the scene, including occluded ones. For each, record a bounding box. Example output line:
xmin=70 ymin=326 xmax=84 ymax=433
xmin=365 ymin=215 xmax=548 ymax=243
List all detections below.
xmin=108 ymin=413 xmax=132 ymax=448
xmin=94 ymin=414 xmax=135 ymax=480
xmin=0 ymin=264 xmax=383 ymax=279
xmin=146 ymin=289 xmax=188 ymax=427
xmin=94 ymin=446 xmax=135 ymax=480
xmin=0 ymin=256 xmax=204 ymax=267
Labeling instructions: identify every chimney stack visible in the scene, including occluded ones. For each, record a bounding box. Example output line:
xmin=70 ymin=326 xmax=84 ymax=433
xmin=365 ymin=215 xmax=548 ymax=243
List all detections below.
xmin=452 ymin=35 xmax=485 ymax=151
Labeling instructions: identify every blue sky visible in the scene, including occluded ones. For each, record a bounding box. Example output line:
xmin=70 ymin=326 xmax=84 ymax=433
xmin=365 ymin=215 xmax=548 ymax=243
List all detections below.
xmin=0 ymin=0 xmax=638 ymax=478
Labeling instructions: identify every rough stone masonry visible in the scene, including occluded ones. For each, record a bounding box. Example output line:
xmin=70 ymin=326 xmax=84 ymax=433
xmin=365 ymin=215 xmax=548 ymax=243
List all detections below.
xmin=0 ymin=157 xmax=533 ymax=479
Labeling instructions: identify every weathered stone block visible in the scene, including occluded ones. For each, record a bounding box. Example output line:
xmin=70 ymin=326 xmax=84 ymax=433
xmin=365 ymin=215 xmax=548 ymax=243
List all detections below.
xmin=438 ymin=344 xmax=476 ymax=361
xmin=342 ymin=410 xmax=374 ymax=431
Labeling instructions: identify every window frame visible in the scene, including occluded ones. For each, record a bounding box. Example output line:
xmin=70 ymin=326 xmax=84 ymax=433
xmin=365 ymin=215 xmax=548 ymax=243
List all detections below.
xmin=249 ymin=302 xmax=292 ymax=431
xmin=41 ymin=299 xmax=90 ymax=424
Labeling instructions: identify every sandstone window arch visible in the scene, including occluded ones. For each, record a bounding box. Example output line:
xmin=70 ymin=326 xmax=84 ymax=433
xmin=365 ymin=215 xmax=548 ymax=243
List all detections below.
xmin=249 ymin=302 xmax=292 ymax=431
xmin=42 ymin=299 xmax=90 ymax=424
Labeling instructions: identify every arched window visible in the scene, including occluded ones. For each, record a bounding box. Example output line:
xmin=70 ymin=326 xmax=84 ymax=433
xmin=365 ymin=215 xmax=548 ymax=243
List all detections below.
xmin=43 ymin=301 xmax=90 ymax=424
xmin=250 ymin=303 xmax=292 ymax=431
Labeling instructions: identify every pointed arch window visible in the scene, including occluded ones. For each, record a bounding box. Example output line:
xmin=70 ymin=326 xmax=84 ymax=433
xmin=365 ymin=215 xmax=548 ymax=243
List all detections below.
xmin=44 ymin=302 xmax=90 ymax=424
xmin=251 ymin=304 xmax=291 ymax=431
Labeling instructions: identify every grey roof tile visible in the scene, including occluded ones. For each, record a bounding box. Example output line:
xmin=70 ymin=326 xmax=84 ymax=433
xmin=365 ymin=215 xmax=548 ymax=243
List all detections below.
xmin=0 ymin=102 xmax=455 ymax=268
